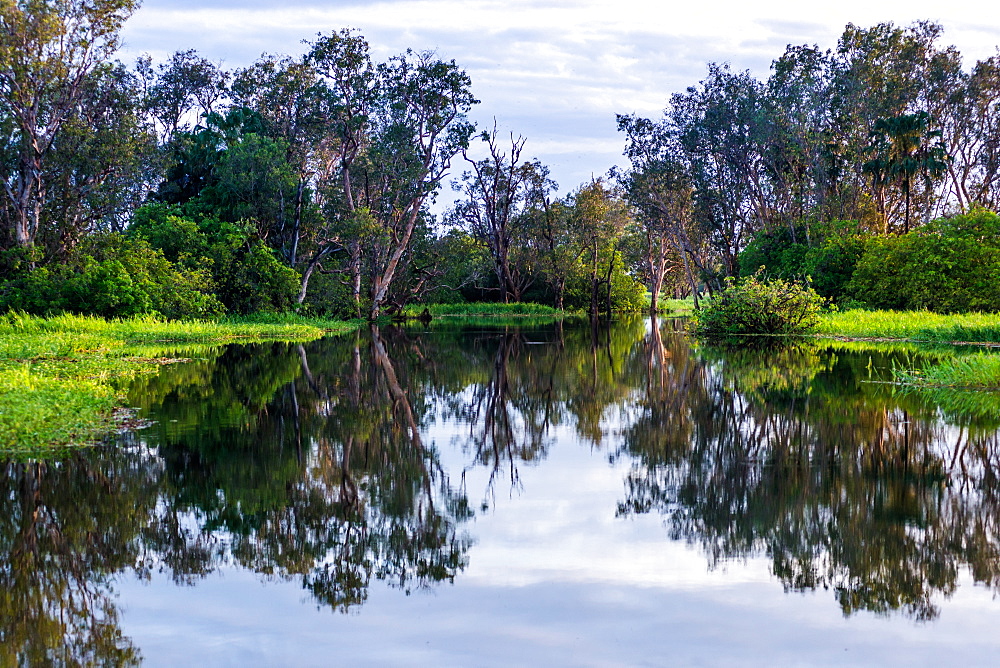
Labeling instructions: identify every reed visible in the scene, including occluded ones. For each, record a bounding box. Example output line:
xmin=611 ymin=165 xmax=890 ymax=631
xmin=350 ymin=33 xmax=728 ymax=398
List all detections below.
xmin=894 ymin=353 xmax=1000 ymax=389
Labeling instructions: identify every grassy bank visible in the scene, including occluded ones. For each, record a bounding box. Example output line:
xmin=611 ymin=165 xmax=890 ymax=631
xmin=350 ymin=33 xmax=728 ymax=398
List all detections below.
xmin=401 ymin=302 xmax=566 ymax=317
xmin=0 ymin=312 xmax=356 ymax=456
xmin=894 ymin=353 xmax=1000 ymax=390
xmin=811 ymin=311 xmax=1000 ymax=393
xmin=817 ymin=309 xmax=1000 ymax=343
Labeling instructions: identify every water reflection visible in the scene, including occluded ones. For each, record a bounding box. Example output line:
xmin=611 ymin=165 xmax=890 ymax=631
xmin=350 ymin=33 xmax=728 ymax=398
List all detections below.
xmin=5 ymin=318 xmax=1000 ymax=662
xmin=617 ymin=328 xmax=1000 ymax=621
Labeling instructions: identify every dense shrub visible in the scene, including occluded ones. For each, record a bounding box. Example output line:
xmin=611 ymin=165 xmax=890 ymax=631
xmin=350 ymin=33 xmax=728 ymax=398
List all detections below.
xmin=801 ymin=235 xmax=871 ymax=302
xmin=563 ymin=255 xmax=646 ymax=312
xmin=848 ymin=208 xmax=1000 ymax=313
xmin=131 ymin=204 xmax=300 ymax=314
xmin=0 ymin=235 xmax=222 ymax=318
xmin=740 ymin=221 xmax=870 ymax=303
xmin=692 ymin=272 xmax=825 ymax=336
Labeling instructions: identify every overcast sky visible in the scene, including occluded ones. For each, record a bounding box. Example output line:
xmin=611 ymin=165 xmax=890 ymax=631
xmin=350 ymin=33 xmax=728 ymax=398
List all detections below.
xmin=119 ymin=0 xmax=1000 ymax=201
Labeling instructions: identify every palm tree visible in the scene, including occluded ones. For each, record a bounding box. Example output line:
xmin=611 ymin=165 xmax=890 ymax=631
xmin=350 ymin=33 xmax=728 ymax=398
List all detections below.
xmin=863 ymin=111 xmax=949 ymax=234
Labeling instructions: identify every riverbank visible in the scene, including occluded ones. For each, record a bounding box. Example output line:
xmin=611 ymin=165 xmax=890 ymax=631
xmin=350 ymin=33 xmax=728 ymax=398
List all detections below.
xmin=401 ymin=302 xmax=567 ymax=317
xmin=0 ymin=313 xmax=358 ymax=456
xmin=816 ymin=309 xmax=1000 ymax=344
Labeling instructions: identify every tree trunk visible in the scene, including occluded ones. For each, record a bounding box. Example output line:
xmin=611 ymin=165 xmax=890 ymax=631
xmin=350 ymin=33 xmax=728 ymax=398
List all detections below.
xmin=369 ymin=207 xmax=422 ymax=319
xmin=589 ymin=240 xmax=599 ymax=316
xmin=604 ymin=250 xmax=614 ymax=320
xmin=681 ymin=248 xmax=699 ymax=311
xmin=350 ymin=241 xmax=362 ymax=319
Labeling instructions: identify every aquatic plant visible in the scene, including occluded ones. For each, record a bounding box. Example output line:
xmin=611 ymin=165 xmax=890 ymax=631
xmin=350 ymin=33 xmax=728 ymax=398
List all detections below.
xmin=692 ymin=273 xmax=824 ymax=336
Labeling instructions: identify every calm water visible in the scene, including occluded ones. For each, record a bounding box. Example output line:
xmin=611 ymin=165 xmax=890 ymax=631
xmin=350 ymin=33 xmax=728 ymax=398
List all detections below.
xmin=6 ymin=317 xmax=1000 ymax=666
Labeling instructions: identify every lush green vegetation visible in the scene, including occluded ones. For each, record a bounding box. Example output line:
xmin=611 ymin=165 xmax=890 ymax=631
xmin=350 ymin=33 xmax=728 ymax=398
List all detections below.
xmin=692 ymin=274 xmax=825 ymax=336
xmin=894 ymin=352 xmax=1000 ymax=389
xmin=3 ymin=2 xmax=1000 ymax=458
xmin=3 ymin=7 xmax=999 ymax=325
xmin=0 ymin=4 xmax=652 ymax=322
xmin=816 ymin=309 xmax=1000 ymax=343
xmin=0 ymin=313 xmax=354 ymax=455
xmin=401 ymin=302 xmax=565 ymax=317
xmin=657 ymin=297 xmax=696 ymax=315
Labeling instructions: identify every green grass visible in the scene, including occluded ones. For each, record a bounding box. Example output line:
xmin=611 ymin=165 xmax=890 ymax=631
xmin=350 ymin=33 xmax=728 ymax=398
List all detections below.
xmin=894 ymin=352 xmax=1000 ymax=389
xmin=811 ymin=310 xmax=1000 ymax=397
xmin=0 ymin=312 xmax=357 ymax=456
xmin=401 ymin=302 xmax=566 ymax=317
xmin=658 ymin=297 xmax=696 ymax=315
xmin=817 ymin=309 xmax=1000 ymax=343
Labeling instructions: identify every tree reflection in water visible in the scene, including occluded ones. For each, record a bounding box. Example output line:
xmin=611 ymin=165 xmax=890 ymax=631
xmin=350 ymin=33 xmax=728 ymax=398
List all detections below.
xmin=617 ymin=324 xmax=1000 ymax=621
xmin=6 ymin=318 xmax=1000 ymax=662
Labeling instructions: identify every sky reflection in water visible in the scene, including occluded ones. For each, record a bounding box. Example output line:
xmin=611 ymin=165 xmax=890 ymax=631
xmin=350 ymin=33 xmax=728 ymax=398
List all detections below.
xmin=6 ymin=317 xmax=1000 ymax=665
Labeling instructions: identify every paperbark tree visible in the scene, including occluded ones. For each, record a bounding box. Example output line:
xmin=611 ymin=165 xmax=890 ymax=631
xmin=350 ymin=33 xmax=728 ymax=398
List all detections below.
xmin=449 ymin=125 xmax=547 ymax=302
xmin=0 ymin=0 xmax=139 ymax=250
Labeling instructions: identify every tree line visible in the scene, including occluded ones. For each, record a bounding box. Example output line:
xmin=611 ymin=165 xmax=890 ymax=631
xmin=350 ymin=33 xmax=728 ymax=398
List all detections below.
xmin=0 ymin=0 xmax=648 ymax=319
xmin=3 ymin=3 xmax=999 ymax=318
xmin=618 ymin=21 xmax=1000 ymax=311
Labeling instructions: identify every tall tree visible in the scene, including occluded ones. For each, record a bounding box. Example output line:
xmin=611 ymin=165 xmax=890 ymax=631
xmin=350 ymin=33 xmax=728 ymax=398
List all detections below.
xmin=570 ymin=179 xmax=630 ymax=317
xmin=863 ymin=111 xmax=948 ymax=233
xmin=230 ymin=54 xmax=332 ymax=267
xmin=307 ymin=31 xmax=477 ymax=319
xmin=449 ymin=125 xmax=546 ymax=303
xmin=618 ymin=114 xmax=701 ymax=311
xmin=138 ymin=48 xmax=229 ymax=143
xmin=0 ymin=0 xmax=139 ymax=250
xmin=668 ymin=64 xmax=768 ymax=280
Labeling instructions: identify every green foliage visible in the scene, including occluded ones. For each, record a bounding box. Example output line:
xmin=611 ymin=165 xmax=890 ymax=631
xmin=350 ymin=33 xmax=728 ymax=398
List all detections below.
xmin=0 ymin=234 xmax=222 ymax=319
xmin=0 ymin=367 xmax=117 ymax=454
xmin=562 ymin=255 xmax=646 ymax=313
xmin=693 ymin=272 xmax=825 ymax=336
xmin=131 ymin=203 xmax=300 ymax=314
xmin=895 ymin=352 xmax=1000 ymax=389
xmin=848 ymin=209 xmax=1000 ymax=312
xmin=0 ymin=312 xmax=356 ymax=454
xmin=659 ymin=297 xmax=696 ymax=314
xmin=739 ymin=221 xmax=871 ymax=303
xmin=802 ymin=235 xmax=871 ymax=302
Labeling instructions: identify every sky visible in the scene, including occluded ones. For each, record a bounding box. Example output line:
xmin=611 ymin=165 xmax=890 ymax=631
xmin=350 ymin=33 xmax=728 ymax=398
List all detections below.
xmin=119 ymin=0 xmax=1000 ymax=201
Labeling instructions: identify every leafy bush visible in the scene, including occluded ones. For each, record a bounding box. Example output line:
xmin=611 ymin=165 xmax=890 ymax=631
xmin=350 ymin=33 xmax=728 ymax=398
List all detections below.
xmin=740 ymin=221 xmax=870 ymax=303
xmin=848 ymin=208 xmax=1000 ymax=313
xmin=562 ymin=256 xmax=646 ymax=313
xmin=131 ymin=203 xmax=300 ymax=314
xmin=801 ymin=235 xmax=871 ymax=302
xmin=0 ymin=235 xmax=223 ymax=319
xmin=692 ymin=272 xmax=825 ymax=336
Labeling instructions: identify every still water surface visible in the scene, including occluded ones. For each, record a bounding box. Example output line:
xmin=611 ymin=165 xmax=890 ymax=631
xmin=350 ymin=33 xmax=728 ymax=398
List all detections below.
xmin=7 ymin=317 xmax=1000 ymax=665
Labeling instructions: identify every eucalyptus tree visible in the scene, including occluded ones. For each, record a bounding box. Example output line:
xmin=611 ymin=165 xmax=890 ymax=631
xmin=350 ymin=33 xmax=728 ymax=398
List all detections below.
xmin=828 ymin=21 xmax=960 ymax=223
xmin=762 ymin=44 xmax=839 ymax=235
xmin=230 ymin=54 xmax=332 ymax=266
xmin=43 ymin=62 xmax=158 ymax=247
xmin=305 ymin=30 xmax=478 ymax=319
xmin=0 ymin=0 xmax=141 ymax=251
xmin=138 ymin=48 xmax=229 ymax=143
xmin=617 ymin=114 xmax=700 ymax=310
xmin=938 ymin=54 xmax=1000 ymax=211
xmin=530 ymin=189 xmax=578 ymax=310
xmin=668 ymin=63 xmax=769 ymax=280
xmin=449 ymin=126 xmax=549 ymax=302
xmin=570 ymin=179 xmax=632 ymax=316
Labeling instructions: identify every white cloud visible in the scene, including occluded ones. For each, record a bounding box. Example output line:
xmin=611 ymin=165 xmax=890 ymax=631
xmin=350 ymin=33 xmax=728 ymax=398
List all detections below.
xmin=120 ymin=0 xmax=1000 ymax=199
